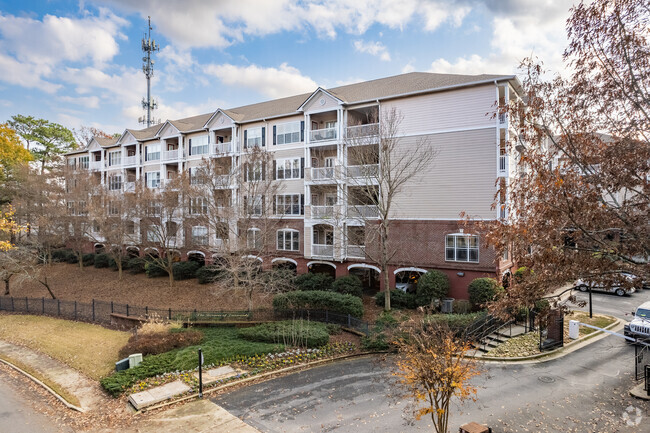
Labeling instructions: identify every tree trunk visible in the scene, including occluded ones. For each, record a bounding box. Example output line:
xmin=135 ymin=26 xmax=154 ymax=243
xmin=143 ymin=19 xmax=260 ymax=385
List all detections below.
xmin=380 ymin=222 xmax=391 ymax=311
xmin=40 ymin=276 xmax=56 ymax=299
xmin=117 ymin=260 xmax=123 ymax=281
xmin=168 ymin=257 xmax=174 ymax=288
xmin=4 ymin=278 xmax=9 ymax=296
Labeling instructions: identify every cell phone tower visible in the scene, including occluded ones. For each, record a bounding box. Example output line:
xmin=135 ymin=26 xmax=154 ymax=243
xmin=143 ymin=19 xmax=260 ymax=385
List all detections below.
xmin=139 ymin=16 xmax=160 ymax=127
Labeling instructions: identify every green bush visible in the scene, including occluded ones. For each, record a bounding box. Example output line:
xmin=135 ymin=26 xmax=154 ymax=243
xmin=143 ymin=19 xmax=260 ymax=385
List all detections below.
xmin=51 ymin=249 xmax=74 ymax=262
xmin=94 ymin=253 xmax=110 ymax=268
xmin=109 ymin=257 xmax=129 ymax=271
xmin=374 ymin=290 xmax=417 ymax=309
xmin=127 ymin=257 xmax=147 ymax=274
xmin=361 ymin=311 xmax=404 ymax=352
xmin=273 ymin=290 xmax=364 ymax=318
xmin=196 ymin=265 xmax=221 ymax=284
xmin=173 ymin=261 xmax=201 ymax=280
xmin=145 ymin=262 xmax=168 ymax=278
xmin=415 ymin=270 xmax=450 ymax=307
xmin=332 ymin=275 xmax=363 ymax=297
xmin=426 ymin=312 xmax=487 ymax=333
xmin=66 ymin=252 xmax=79 ymax=264
xmin=468 ymin=277 xmax=503 ymax=308
xmin=238 ymin=320 xmax=329 ymax=348
xmin=294 ymin=273 xmax=334 ymax=292
xmin=82 ymin=253 xmax=95 ymax=266
xmin=452 ymin=299 xmax=471 ymax=314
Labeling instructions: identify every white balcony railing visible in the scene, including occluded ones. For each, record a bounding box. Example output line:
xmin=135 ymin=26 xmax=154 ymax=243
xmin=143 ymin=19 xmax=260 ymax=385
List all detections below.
xmin=499 ymin=205 xmax=508 ymax=220
xmin=213 ymin=175 xmax=230 ymax=188
xmin=89 ymin=160 xmax=103 ymax=171
xmin=499 ymin=113 xmax=507 ymax=124
xmin=347 ymin=245 xmax=365 ymax=259
xmin=312 ymin=244 xmax=334 ymax=258
xmin=310 ymin=127 xmax=337 ymax=142
xmin=312 ymin=205 xmax=334 ymax=219
xmin=163 ymin=149 xmax=179 ymax=161
xmin=211 ymin=142 xmax=232 ymax=155
xmin=498 ymin=155 xmax=508 ymax=176
xmin=346 ymin=123 xmax=379 ymax=139
xmin=348 ymin=205 xmax=379 ymax=219
xmin=124 ymin=182 xmax=135 ymax=192
xmin=123 ymin=155 xmax=138 ymax=166
xmin=347 ymin=164 xmax=379 ymax=178
xmin=311 ymin=167 xmax=336 ymax=181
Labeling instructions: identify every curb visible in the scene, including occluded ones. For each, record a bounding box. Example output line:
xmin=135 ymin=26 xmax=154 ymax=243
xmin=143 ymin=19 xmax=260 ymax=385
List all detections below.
xmin=0 ymin=358 xmax=85 ymax=412
xmin=470 ymin=316 xmax=621 ymax=363
xmin=136 ymin=351 xmax=382 ymax=414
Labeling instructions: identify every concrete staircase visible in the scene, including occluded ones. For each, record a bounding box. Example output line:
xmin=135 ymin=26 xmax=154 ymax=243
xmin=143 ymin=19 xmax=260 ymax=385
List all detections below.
xmin=472 ymin=324 xmax=528 ymax=355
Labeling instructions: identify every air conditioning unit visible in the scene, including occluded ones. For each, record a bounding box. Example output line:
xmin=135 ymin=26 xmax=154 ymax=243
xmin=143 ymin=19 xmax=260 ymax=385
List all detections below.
xmin=441 ymin=298 xmax=454 ymax=314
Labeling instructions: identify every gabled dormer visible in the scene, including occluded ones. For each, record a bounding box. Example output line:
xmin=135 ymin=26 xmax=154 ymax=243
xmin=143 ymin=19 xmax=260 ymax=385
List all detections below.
xmin=299 ymin=88 xmax=344 ymax=113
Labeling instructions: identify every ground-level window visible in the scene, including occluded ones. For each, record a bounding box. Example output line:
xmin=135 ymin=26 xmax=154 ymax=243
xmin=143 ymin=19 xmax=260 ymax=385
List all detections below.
xmin=445 ymin=233 xmax=479 ymax=263
xmin=277 ymin=229 xmax=299 ymax=251
xmin=192 ymin=226 xmax=208 ymax=246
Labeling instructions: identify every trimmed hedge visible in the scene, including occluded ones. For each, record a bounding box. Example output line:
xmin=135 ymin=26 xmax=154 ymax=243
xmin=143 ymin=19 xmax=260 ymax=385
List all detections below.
xmin=374 ymin=290 xmax=417 ymax=309
xmin=109 ymin=257 xmax=129 ymax=271
xmin=127 ymin=257 xmax=147 ymax=274
xmin=145 ymin=262 xmax=168 ymax=278
xmin=118 ymin=330 xmax=203 ymax=358
xmin=415 ymin=270 xmax=450 ymax=307
xmin=468 ymin=277 xmax=503 ymax=308
xmin=82 ymin=253 xmax=95 ymax=266
xmin=66 ymin=253 xmax=79 ymax=264
xmin=94 ymin=253 xmax=110 ymax=268
xmin=294 ymin=273 xmax=333 ymax=292
xmin=332 ymin=275 xmax=363 ymax=297
xmin=273 ymin=290 xmax=364 ymax=318
xmin=173 ymin=261 xmax=201 ymax=280
xmin=238 ymin=320 xmax=329 ymax=348
xmin=196 ymin=266 xmax=221 ymax=284
xmin=51 ymin=249 xmax=74 ymax=262
xmin=426 ymin=312 xmax=487 ymax=333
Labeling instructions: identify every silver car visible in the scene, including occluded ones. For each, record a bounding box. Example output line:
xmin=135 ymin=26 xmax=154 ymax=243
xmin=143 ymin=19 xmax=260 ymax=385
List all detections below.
xmin=574 ymin=272 xmax=638 ymax=296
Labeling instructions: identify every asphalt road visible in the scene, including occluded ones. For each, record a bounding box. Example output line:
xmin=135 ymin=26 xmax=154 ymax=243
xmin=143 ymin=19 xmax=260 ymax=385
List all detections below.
xmin=217 ymin=289 xmax=650 ymax=433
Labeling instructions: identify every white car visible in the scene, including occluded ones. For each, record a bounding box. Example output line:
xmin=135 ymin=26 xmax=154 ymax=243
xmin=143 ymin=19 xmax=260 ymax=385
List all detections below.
xmin=574 ymin=273 xmax=638 ymax=296
xmin=624 ymin=301 xmax=650 ymax=342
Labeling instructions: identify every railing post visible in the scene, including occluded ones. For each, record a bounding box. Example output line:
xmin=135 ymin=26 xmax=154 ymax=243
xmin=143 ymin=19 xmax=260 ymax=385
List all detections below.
xmin=92 ymin=299 xmax=95 ymax=322
xmin=25 ymin=297 xmax=28 ymax=312
xmin=325 ymin=310 xmax=329 ymax=323
xmin=111 ymin=301 xmax=114 ymax=314
xmin=42 ymin=297 xmax=45 ymax=314
xmin=74 ymin=301 xmax=77 ymax=321
xmin=126 ymin=304 xmax=129 ymax=317
xmin=347 ymin=314 xmax=351 ymax=327
xmin=11 ymin=296 xmax=14 ymax=312
xmin=57 ymin=299 xmax=60 ymax=316
xmin=145 ymin=306 xmax=148 ymax=317
xmin=168 ymin=308 xmax=172 ymax=320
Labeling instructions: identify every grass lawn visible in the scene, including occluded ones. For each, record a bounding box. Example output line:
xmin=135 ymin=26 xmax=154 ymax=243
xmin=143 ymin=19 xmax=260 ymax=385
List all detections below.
xmin=101 ymin=327 xmax=284 ymax=396
xmin=0 ymin=313 xmax=130 ymax=380
xmin=563 ymin=311 xmax=616 ymax=338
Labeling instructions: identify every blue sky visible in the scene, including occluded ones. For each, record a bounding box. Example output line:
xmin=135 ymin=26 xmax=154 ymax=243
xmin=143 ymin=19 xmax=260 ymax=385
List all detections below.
xmin=0 ymin=0 xmax=572 ymax=138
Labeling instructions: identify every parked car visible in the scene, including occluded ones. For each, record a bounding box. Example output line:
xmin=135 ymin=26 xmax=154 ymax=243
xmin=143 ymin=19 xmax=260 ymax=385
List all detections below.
xmin=574 ymin=273 xmax=638 ymax=296
xmin=395 ymin=272 xmax=419 ymax=294
xmin=624 ymin=301 xmax=650 ymax=343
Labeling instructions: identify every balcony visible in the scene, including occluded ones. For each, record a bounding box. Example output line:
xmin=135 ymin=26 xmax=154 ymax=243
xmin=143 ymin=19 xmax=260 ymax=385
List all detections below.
xmin=163 ymin=149 xmax=179 ymax=161
xmin=123 ymin=155 xmax=138 ymax=167
xmin=499 ymin=113 xmax=507 ymax=125
xmin=89 ymin=160 xmax=103 ymax=171
xmin=311 ymin=205 xmax=334 ymax=219
xmin=124 ymin=182 xmax=135 ymax=192
xmin=498 ymin=155 xmax=508 ymax=177
xmin=348 ymin=205 xmax=379 ymax=219
xmin=347 ymin=164 xmax=379 ymax=178
xmin=346 ymin=245 xmax=365 ymax=259
xmin=312 ymin=244 xmax=333 ymax=258
xmin=213 ymin=175 xmax=230 ymax=188
xmin=346 ymin=123 xmax=379 ymax=140
xmin=310 ymin=127 xmax=337 ymax=143
xmin=211 ymin=142 xmax=232 ymax=155
xmin=311 ymin=167 xmax=336 ymax=182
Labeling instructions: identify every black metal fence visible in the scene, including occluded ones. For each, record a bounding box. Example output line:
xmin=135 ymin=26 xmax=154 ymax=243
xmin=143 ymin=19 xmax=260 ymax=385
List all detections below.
xmin=0 ymin=296 xmax=370 ymax=335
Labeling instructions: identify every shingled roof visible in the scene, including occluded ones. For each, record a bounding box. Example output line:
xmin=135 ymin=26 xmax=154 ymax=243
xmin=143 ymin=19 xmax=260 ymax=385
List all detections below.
xmin=95 ymin=136 xmax=120 ymax=147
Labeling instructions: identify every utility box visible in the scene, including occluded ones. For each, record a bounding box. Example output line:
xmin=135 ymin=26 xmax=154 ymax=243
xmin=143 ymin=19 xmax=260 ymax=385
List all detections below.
xmin=569 ymin=320 xmax=580 ymax=340
xmin=115 ymin=358 xmax=129 ymax=372
xmin=459 ymin=422 xmax=491 ymax=433
xmin=442 ymin=298 xmax=454 ymax=314
xmin=128 ymin=353 xmax=143 ymax=368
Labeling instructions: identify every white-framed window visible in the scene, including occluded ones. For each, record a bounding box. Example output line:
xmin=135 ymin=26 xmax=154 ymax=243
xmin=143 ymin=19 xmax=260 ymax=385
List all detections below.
xmin=126 ymin=221 xmax=136 ymax=235
xmin=247 ymin=228 xmax=262 ymax=249
xmin=189 ymin=197 xmax=208 ymax=215
xmin=445 ymin=233 xmax=479 ymax=263
xmin=191 ymin=225 xmax=209 ymax=246
xmin=108 ymin=201 xmax=120 ymax=216
xmin=275 ymin=121 xmax=301 ymax=145
xmin=275 ymin=194 xmax=301 ymax=215
xmin=277 ymin=229 xmax=299 ymax=251
xmin=146 ymin=228 xmax=159 ymax=242
xmin=245 ymin=127 xmax=263 ymax=148
xmin=189 ymin=167 xmax=206 ymax=185
xmin=67 ymin=158 xmax=76 ymax=169
xmin=108 ymin=150 xmax=122 ymax=166
xmin=145 ymin=144 xmax=161 ymax=161
xmin=190 ymin=135 xmax=209 ymax=156
xmin=78 ymin=200 xmax=88 ymax=216
xmin=146 ymin=200 xmax=161 ymax=216
xmin=276 ymin=158 xmax=301 ymax=180
xmin=145 ymin=171 xmax=161 ymax=188
xmin=67 ymin=201 xmax=75 ymax=215
xmin=246 ymin=161 xmax=263 ymax=182
xmin=108 ymin=175 xmax=122 ymax=191
xmin=247 ymin=195 xmax=263 ymax=216
xmin=79 ymin=156 xmax=89 ymax=169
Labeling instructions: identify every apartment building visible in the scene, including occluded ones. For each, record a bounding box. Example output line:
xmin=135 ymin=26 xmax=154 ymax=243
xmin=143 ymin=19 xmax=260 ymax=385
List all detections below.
xmin=64 ymin=72 xmax=522 ymax=299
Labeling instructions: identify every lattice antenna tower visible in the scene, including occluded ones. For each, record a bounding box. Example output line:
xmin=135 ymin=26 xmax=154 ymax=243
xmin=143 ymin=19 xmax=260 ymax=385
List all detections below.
xmin=139 ymin=16 xmax=160 ymax=127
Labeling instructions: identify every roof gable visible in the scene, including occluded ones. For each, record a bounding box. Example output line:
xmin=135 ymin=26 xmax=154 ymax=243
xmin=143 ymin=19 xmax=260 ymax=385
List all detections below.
xmin=87 ymin=138 xmax=103 ymax=151
xmin=117 ymin=130 xmax=137 ymax=145
xmin=205 ymin=110 xmax=234 ymax=129
xmin=299 ymin=88 xmax=343 ymax=113
xmin=157 ymin=121 xmax=180 ymax=138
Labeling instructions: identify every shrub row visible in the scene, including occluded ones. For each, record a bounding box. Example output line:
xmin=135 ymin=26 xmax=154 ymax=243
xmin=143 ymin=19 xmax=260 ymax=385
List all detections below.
xmin=468 ymin=278 xmax=503 ymax=308
xmin=374 ymin=290 xmax=417 ymax=309
xmin=238 ymin=320 xmax=330 ymax=348
xmin=294 ymin=273 xmax=363 ymax=297
xmin=273 ymin=290 xmax=364 ymax=318
xmin=118 ymin=329 xmax=203 ymax=359
xmin=426 ymin=312 xmax=487 ymax=332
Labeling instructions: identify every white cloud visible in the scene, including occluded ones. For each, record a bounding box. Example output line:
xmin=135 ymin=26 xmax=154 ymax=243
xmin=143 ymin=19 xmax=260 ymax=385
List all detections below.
xmin=401 ymin=62 xmax=416 ymax=74
xmin=159 ymin=45 xmax=195 ymax=69
xmin=204 ymin=63 xmax=317 ymax=99
xmin=58 ymin=66 xmax=143 ymax=102
xmin=0 ymin=53 xmax=61 ymax=93
xmin=353 ymin=40 xmax=391 ymax=61
xmin=59 ymin=95 xmax=101 ymax=109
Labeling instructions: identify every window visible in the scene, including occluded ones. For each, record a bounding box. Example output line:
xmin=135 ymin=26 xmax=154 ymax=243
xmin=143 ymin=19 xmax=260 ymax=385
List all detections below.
xmin=146 ymin=200 xmax=161 ymax=216
xmin=247 ymin=228 xmax=261 ymax=249
xmin=189 ymin=168 xmax=206 ymax=185
xmin=78 ymin=201 xmax=88 ymax=216
xmin=145 ymin=171 xmax=161 ymax=188
xmin=275 ymin=158 xmax=301 ymax=180
xmin=192 ymin=226 xmax=209 ymax=246
xmin=79 ymin=156 xmax=89 ymax=169
xmin=274 ymin=122 xmax=301 ymax=145
xmin=126 ymin=221 xmax=136 ymax=235
xmin=108 ymin=175 xmax=122 ymax=191
xmin=146 ymin=228 xmax=159 ymax=242
xmin=67 ymin=158 xmax=76 ymax=169
xmin=245 ymin=127 xmax=264 ymax=148
xmin=445 ymin=234 xmax=479 ymax=263
xmin=246 ymin=161 xmax=263 ymax=182
xmin=277 ymin=229 xmax=299 ymax=251
xmin=189 ymin=197 xmax=208 ymax=215
xmin=190 ymin=135 xmax=209 ymax=156
xmin=67 ymin=201 xmax=75 ymax=215
xmin=275 ymin=194 xmax=302 ymax=215
xmin=246 ymin=195 xmax=263 ymax=216
xmin=145 ymin=144 xmax=160 ymax=161
xmin=108 ymin=201 xmax=120 ymax=216
xmin=108 ymin=151 xmax=121 ymax=166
